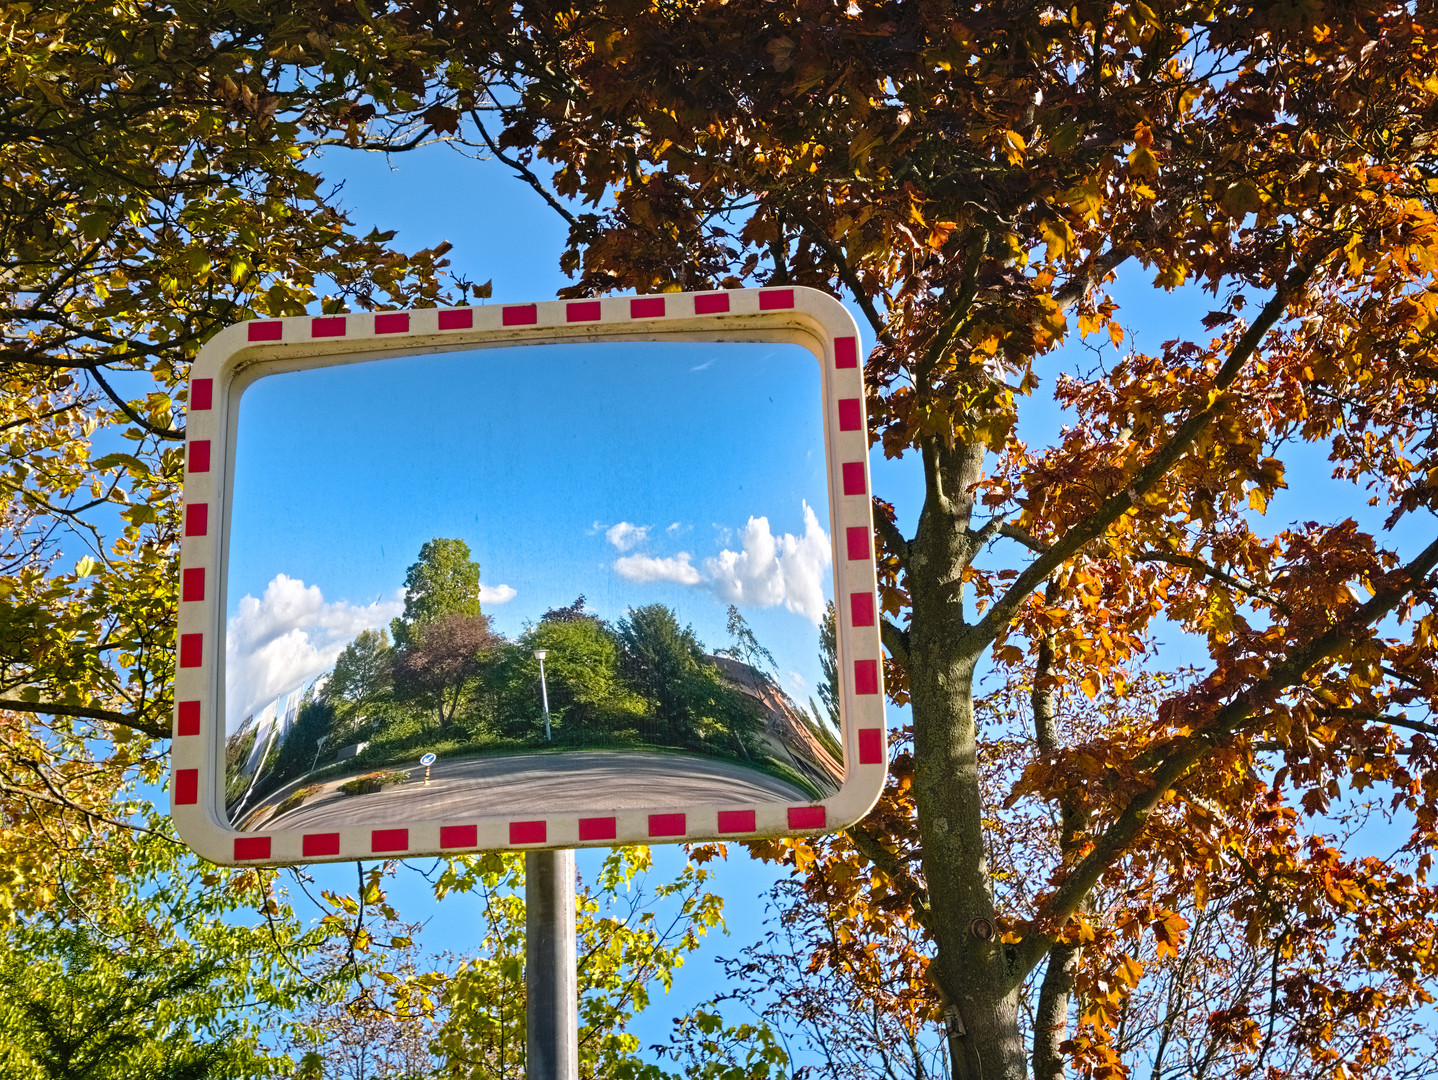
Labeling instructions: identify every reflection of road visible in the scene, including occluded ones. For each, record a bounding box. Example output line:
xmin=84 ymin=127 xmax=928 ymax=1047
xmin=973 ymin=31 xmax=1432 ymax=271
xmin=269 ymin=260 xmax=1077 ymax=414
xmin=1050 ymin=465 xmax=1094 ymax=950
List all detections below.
xmin=255 ymin=750 xmax=812 ymax=831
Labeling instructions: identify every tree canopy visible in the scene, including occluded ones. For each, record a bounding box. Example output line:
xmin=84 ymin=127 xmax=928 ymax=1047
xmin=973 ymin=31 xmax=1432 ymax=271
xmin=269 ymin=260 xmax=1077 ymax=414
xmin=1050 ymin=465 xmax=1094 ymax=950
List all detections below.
xmin=8 ymin=0 xmax=1438 ymax=1078
xmin=392 ymin=538 xmax=485 ymax=649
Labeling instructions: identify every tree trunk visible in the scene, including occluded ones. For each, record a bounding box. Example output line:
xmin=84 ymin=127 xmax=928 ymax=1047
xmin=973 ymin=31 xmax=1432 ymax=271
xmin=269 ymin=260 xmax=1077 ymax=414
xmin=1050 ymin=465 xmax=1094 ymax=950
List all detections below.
xmin=908 ymin=437 xmax=1027 ymax=1080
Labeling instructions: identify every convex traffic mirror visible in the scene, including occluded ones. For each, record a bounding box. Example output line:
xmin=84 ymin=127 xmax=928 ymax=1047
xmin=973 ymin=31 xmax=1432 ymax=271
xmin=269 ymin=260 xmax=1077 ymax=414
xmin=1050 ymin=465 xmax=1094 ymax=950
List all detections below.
xmin=172 ymin=287 xmax=887 ymax=865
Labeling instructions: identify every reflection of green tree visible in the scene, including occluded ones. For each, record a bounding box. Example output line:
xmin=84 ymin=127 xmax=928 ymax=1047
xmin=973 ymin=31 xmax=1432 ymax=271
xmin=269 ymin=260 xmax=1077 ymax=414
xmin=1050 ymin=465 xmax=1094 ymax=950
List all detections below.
xmin=262 ymin=695 xmax=336 ymax=796
xmin=490 ymin=611 xmax=648 ymax=744
xmin=389 ymin=538 xmax=482 ymax=650
xmin=817 ymin=599 xmax=839 ymax=729
xmin=247 ymin=540 xmax=830 ymax=802
xmin=329 ymin=628 xmax=391 ymax=712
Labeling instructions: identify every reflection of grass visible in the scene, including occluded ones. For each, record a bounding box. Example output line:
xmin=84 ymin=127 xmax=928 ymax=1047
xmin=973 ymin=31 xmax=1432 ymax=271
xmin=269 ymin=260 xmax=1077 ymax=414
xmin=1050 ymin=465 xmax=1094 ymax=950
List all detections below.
xmin=275 ymin=784 xmax=322 ymax=814
xmin=338 ymin=769 xmax=410 ymax=796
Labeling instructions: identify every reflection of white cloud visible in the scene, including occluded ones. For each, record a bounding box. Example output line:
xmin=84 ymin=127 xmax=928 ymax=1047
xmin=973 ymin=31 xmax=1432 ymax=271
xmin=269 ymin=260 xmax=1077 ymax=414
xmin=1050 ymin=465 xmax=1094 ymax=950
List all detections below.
xmin=606 ymin=521 xmax=649 ymax=551
xmin=614 ymin=551 xmax=703 ymax=585
xmin=785 ymin=670 xmax=810 ymax=701
xmin=480 ymin=583 xmax=517 ymax=605
xmin=225 ymin=574 xmax=402 ymax=732
xmin=703 ymin=502 xmax=831 ymax=624
xmin=611 ymin=502 xmax=831 ymax=625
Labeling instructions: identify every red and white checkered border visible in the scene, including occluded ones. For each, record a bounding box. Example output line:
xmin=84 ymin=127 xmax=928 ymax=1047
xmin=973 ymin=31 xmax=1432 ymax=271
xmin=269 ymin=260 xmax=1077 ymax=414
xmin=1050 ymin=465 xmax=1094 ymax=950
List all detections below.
xmin=173 ymin=286 xmax=888 ymax=866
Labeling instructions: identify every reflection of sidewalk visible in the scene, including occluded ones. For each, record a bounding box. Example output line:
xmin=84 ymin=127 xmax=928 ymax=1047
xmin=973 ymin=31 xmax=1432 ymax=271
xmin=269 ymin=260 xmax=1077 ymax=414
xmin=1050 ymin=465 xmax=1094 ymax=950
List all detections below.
xmin=250 ymin=749 xmax=814 ymax=831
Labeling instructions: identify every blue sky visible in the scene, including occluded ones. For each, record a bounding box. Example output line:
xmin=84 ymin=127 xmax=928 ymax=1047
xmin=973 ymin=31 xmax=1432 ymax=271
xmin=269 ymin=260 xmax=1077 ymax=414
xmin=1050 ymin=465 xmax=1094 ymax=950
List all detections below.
xmin=225 ymin=340 xmax=832 ymax=732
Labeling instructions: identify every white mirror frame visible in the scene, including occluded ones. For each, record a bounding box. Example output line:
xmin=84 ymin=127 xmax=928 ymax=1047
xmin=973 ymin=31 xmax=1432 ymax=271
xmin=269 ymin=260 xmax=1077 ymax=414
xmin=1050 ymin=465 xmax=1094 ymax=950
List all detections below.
xmin=172 ymin=286 xmax=888 ymax=865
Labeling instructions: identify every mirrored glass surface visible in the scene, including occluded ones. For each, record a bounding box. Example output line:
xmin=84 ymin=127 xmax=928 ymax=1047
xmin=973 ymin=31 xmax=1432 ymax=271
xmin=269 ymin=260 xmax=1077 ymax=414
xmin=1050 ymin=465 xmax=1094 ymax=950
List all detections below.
xmin=222 ymin=341 xmax=844 ymax=831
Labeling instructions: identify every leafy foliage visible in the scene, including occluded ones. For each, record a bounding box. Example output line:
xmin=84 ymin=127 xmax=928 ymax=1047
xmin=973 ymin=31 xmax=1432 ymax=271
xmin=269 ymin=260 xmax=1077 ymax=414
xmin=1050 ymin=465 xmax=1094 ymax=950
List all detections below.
xmin=0 ymin=827 xmax=328 ymax=1080
xmin=430 ymin=846 xmax=726 ymax=1079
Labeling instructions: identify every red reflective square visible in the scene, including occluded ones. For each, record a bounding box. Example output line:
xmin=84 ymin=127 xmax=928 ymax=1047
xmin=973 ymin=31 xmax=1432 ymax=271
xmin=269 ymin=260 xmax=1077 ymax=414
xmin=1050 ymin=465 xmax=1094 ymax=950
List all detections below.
xmin=438 ymin=309 xmax=473 ymax=330
xmin=312 ymin=316 xmax=346 ymax=337
xmin=694 ymin=293 xmax=730 ymax=314
xmin=247 ymin=321 xmax=282 ymax=342
xmin=510 ymin=820 xmax=546 ymax=844
xmin=179 ymin=633 xmax=203 ymax=668
xmin=759 ymin=288 xmax=794 ymax=310
xmin=374 ymin=312 xmax=409 ymax=334
xmin=372 ymin=828 xmax=408 ymax=853
xmin=846 ymin=526 xmax=870 ymax=561
xmin=842 ymin=461 xmax=867 ymax=496
xmin=182 ymin=567 xmax=205 ymax=602
xmin=185 ymin=503 xmax=208 ymax=537
xmin=630 ymin=297 xmax=665 ymax=319
xmin=855 ymin=659 xmax=880 ymax=695
xmin=834 ymin=336 xmax=858 ymax=368
xmin=717 ymin=809 xmax=756 ymax=833
xmin=858 ymin=727 xmax=884 ymax=765
xmin=579 ymin=817 xmax=617 ymax=841
xmin=648 ymin=812 xmax=685 ymax=837
xmin=174 ymin=768 xmax=198 ymax=805
xmin=190 ymin=378 xmax=213 ymax=410
xmin=850 ymin=591 xmax=875 ymax=627
xmin=176 ymin=699 xmax=201 ymax=736
xmin=503 ymin=304 xmax=538 ymax=326
xmin=788 ymin=805 xmax=826 ymax=830
xmin=838 ymin=398 xmax=862 ymax=432
xmin=303 ymin=833 xmax=340 ymax=857
xmin=188 ymin=440 xmax=210 ymax=473
xmin=567 ymin=301 xmax=602 ymax=322
xmin=234 ymin=837 xmax=271 ymax=860
xmin=440 ymin=824 xmax=478 ymax=849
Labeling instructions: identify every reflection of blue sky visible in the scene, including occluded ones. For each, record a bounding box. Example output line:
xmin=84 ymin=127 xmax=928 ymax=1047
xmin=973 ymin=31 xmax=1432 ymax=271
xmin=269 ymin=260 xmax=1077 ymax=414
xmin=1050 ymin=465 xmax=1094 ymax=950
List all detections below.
xmin=225 ymin=341 xmax=831 ymax=731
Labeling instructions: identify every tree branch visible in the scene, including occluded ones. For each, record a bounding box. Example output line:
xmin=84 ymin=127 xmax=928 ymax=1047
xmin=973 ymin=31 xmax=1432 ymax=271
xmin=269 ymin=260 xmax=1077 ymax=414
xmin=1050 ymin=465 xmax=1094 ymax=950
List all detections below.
xmin=871 ymin=498 xmax=911 ymax=569
xmin=1133 ymin=550 xmax=1290 ymax=613
xmin=0 ymin=698 xmax=169 ymax=739
xmin=961 ymin=255 xmax=1321 ymax=659
xmin=999 ymin=522 xmax=1050 ymax=554
xmin=788 ymin=206 xmax=892 ymax=344
xmin=469 ymin=110 xmax=577 ymax=228
xmin=1007 ymin=528 xmax=1438 ymax=983
xmin=846 ymin=825 xmax=931 ymax=932
xmin=87 ymin=363 xmax=184 ymax=440
xmin=880 ymin=617 xmax=910 ymax=667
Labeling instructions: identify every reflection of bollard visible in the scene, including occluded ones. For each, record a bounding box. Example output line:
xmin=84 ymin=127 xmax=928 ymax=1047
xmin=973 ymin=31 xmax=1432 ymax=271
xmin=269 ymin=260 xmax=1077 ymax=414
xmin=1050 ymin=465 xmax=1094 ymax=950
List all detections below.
xmin=420 ymin=752 xmax=436 ymax=786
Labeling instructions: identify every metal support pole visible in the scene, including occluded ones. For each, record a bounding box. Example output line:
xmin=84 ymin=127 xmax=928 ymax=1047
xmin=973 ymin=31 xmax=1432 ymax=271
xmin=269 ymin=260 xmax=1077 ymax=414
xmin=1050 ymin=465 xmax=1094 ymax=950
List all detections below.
xmin=525 ymin=848 xmax=577 ymax=1080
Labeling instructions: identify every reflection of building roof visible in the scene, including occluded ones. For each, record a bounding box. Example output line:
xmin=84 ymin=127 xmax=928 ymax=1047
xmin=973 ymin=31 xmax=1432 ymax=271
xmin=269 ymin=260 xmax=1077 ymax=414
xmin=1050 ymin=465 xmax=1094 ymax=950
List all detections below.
xmin=706 ymin=654 xmax=843 ymax=788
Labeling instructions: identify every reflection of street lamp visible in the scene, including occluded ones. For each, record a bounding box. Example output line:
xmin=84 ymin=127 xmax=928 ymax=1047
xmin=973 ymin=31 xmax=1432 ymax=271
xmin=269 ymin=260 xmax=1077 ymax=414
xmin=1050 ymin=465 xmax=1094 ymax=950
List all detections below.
xmin=534 ymin=649 xmax=552 ymax=741
xmin=310 ymin=733 xmax=330 ymax=773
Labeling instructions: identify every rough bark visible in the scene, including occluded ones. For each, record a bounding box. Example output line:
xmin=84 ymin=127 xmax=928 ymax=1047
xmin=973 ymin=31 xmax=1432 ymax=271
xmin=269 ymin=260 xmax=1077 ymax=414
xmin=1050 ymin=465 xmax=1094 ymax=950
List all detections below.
xmin=909 ymin=436 xmax=1026 ymax=1079
xmin=1031 ymin=615 xmax=1088 ymax=1080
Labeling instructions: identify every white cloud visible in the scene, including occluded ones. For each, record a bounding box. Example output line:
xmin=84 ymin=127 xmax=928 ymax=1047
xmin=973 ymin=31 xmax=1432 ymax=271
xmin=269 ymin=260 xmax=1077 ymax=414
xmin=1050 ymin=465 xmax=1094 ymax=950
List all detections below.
xmin=225 ymin=574 xmax=402 ymax=732
xmin=613 ymin=551 xmax=703 ymax=585
xmin=703 ymin=502 xmax=831 ymax=624
xmin=605 ymin=521 xmax=650 ymax=552
xmin=609 ymin=502 xmax=832 ymax=625
xmin=480 ymin=583 xmax=517 ymax=605
xmin=667 ymin=521 xmax=683 ymax=534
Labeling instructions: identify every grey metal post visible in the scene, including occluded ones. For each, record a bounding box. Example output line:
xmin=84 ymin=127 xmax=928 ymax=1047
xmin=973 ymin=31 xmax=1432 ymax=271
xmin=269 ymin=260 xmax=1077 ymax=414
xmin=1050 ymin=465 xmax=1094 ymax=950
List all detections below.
xmin=525 ymin=848 xmax=577 ymax=1080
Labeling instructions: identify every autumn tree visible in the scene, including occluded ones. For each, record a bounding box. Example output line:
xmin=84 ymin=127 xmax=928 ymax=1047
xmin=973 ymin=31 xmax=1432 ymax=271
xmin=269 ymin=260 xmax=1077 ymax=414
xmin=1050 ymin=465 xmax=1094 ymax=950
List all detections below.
xmin=14 ymin=0 xmax=1438 ymax=1076
xmin=382 ymin=2 xmax=1438 ymax=1077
